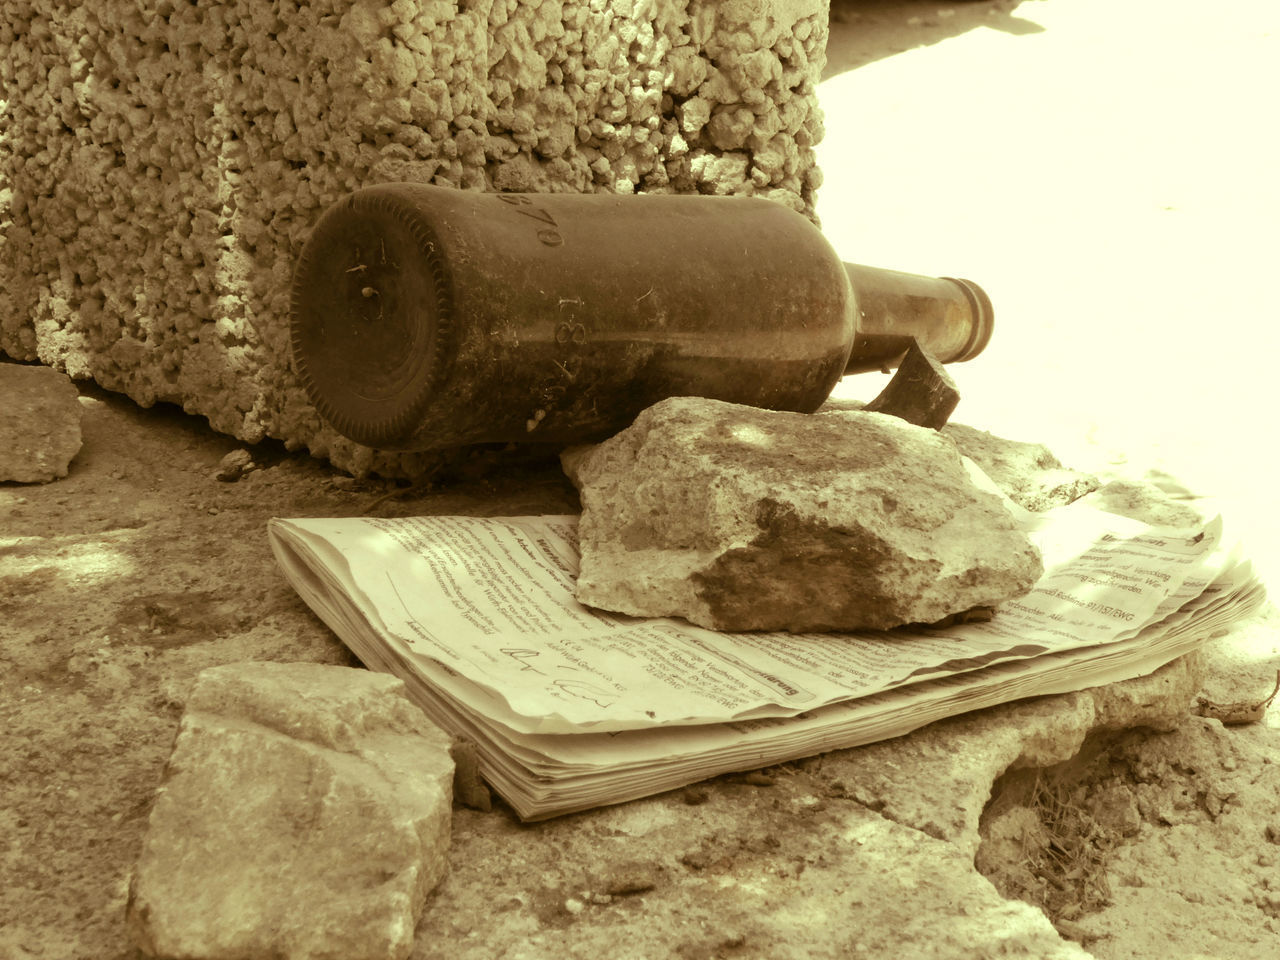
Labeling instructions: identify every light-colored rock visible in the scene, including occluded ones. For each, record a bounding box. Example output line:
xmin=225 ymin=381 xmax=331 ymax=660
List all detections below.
xmin=820 ymin=398 xmax=1100 ymax=512
xmin=819 ymin=652 xmax=1205 ymax=860
xmin=1198 ymin=601 xmax=1280 ymax=719
xmin=0 ymin=362 xmax=83 ymax=482
xmin=126 ymin=662 xmax=454 ymax=960
xmin=1081 ymin=477 xmax=1205 ymax=528
xmin=1063 ymin=712 xmax=1280 ymax=955
xmin=942 ymin=421 xmax=1101 ymax=512
xmin=563 ymin=396 xmax=1044 ymax=632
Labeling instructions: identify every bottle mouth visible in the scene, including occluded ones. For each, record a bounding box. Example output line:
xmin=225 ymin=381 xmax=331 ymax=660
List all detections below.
xmin=842 ymin=264 xmax=996 ymax=374
xmin=939 ymin=277 xmax=995 ymax=362
xmin=290 ymin=187 xmax=453 ymax=449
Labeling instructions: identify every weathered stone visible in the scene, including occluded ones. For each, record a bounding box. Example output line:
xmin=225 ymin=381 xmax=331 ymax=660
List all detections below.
xmin=213 ymin=448 xmax=257 ymax=482
xmin=821 ymin=652 xmax=1205 ymax=860
xmin=127 ymin=662 xmax=454 ymax=960
xmin=563 ymin=396 xmax=1043 ymax=632
xmin=1082 ymin=477 xmax=1204 ymax=528
xmin=943 ymin=422 xmax=1100 ymax=512
xmin=0 ymin=362 xmax=83 ymax=482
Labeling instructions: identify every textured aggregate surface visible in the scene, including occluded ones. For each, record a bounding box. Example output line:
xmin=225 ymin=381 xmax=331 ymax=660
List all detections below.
xmin=0 ymin=0 xmax=829 ymax=474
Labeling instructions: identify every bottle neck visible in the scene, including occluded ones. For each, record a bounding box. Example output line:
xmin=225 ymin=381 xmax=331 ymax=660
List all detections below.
xmin=842 ymin=263 xmax=994 ymax=375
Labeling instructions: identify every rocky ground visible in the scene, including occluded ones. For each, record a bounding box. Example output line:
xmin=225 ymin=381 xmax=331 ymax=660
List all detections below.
xmin=4 ymin=1 xmax=1280 ymax=958
xmin=3 ymin=374 xmax=1279 ymax=959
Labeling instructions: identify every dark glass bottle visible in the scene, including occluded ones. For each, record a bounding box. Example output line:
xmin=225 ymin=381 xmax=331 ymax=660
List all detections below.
xmin=291 ymin=183 xmax=990 ymax=451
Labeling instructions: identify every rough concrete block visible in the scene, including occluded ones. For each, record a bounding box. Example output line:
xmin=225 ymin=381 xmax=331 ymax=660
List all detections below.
xmin=126 ymin=661 xmax=454 ymax=960
xmin=563 ymin=396 xmax=1044 ymax=631
xmin=0 ymin=362 xmax=83 ymax=482
xmin=0 ymin=0 xmax=830 ymax=476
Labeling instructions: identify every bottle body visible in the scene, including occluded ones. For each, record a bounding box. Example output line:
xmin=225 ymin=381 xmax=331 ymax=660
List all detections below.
xmin=291 ymin=183 xmax=856 ymax=450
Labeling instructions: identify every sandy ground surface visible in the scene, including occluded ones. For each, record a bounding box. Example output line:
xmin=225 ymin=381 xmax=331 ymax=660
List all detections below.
xmin=3 ymin=1 xmax=1280 ymax=958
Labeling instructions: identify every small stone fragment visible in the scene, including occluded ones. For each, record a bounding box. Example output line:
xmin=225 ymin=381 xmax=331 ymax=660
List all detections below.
xmin=449 ymin=737 xmax=493 ymax=812
xmin=603 ymin=863 xmax=658 ymax=896
xmin=213 ymin=448 xmax=256 ymax=482
xmin=927 ymin=605 xmax=996 ymax=629
xmin=0 ymin=363 xmax=83 ymax=483
xmin=1080 ymin=478 xmax=1203 ymax=528
xmin=1193 ymin=671 xmax=1280 ymax=726
xmin=126 ymin=661 xmax=454 ymax=960
xmin=943 ymin=422 xmax=1100 ymax=511
xmin=1088 ymin=781 xmax=1142 ymax=838
xmin=564 ymin=397 xmax=1043 ymax=632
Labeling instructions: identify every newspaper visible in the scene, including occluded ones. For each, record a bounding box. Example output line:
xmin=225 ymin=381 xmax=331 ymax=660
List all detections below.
xmin=268 ymin=492 xmax=1264 ymax=819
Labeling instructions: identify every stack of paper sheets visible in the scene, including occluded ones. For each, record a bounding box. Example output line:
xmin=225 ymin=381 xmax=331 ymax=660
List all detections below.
xmin=269 ymin=491 xmax=1264 ymax=820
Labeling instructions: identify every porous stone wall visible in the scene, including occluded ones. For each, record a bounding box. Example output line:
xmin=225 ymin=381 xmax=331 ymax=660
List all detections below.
xmin=0 ymin=0 xmax=830 ymax=475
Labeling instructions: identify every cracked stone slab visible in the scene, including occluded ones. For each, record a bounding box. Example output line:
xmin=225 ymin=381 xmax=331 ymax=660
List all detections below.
xmin=126 ymin=661 xmax=454 ymax=960
xmin=817 ymin=651 xmax=1206 ymax=861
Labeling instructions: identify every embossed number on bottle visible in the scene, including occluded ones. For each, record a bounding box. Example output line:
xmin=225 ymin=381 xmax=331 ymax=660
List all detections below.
xmin=498 ymin=194 xmax=564 ymax=246
xmin=555 ymin=321 xmax=587 ymax=345
xmin=530 ymin=297 xmax=589 ymax=430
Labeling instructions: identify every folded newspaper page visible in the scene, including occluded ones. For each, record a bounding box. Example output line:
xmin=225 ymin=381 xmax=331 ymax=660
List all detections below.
xmin=268 ymin=492 xmax=1264 ymax=819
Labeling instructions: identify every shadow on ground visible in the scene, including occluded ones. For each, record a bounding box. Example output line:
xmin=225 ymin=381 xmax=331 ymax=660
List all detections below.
xmin=826 ymin=0 xmax=1044 ymax=78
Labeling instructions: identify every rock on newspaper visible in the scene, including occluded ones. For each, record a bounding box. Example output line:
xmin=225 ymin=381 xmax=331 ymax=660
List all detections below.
xmin=268 ymin=490 xmax=1264 ymax=820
